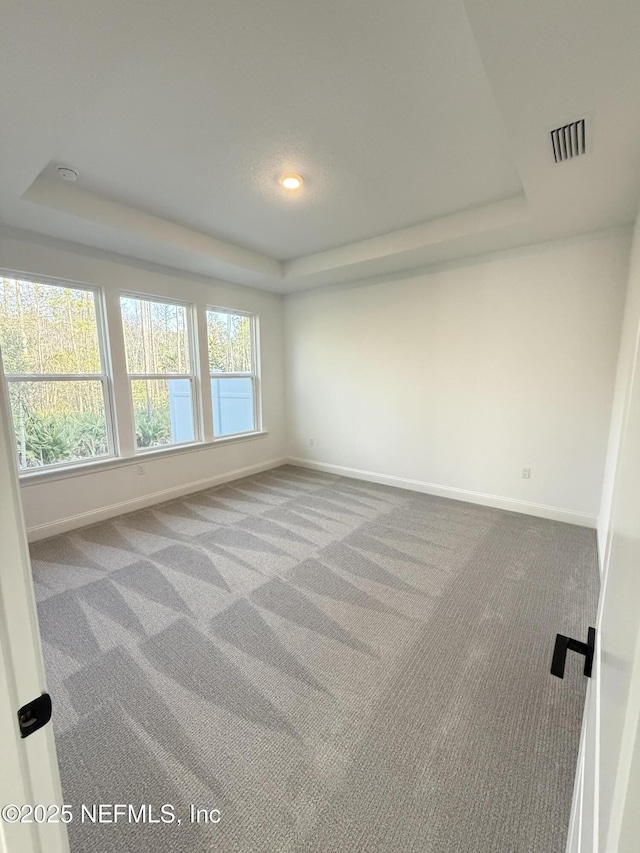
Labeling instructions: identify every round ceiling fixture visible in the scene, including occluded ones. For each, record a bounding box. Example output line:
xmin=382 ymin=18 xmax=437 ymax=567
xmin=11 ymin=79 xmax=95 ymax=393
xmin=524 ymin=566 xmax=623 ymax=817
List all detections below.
xmin=57 ymin=166 xmax=79 ymax=182
xmin=279 ymin=172 xmax=303 ymax=192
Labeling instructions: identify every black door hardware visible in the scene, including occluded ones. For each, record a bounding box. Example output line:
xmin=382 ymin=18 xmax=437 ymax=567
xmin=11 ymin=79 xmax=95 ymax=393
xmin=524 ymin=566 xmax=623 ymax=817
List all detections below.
xmin=17 ymin=693 xmax=52 ymax=738
xmin=551 ymin=627 xmax=595 ymax=679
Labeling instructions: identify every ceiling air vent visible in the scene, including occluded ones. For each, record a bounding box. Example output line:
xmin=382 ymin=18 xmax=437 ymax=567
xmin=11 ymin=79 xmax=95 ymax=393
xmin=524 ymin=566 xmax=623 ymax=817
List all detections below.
xmin=550 ymin=118 xmax=586 ymax=163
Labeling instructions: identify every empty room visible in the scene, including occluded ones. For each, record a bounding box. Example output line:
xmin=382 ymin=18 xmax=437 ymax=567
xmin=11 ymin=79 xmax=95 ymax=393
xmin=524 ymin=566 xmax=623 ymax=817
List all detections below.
xmin=1 ymin=1 xmax=640 ymax=852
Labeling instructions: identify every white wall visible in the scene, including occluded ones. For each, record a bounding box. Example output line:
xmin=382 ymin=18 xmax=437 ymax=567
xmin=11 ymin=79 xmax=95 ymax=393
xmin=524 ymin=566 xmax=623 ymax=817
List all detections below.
xmin=285 ymin=228 xmax=631 ymax=526
xmin=0 ymin=231 xmax=286 ymax=539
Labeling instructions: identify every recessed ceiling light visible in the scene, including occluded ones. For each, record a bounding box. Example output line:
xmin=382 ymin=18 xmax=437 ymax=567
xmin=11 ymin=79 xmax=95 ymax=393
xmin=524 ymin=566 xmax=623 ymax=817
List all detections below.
xmin=279 ymin=173 xmax=303 ymax=191
xmin=57 ymin=166 xmax=79 ymax=182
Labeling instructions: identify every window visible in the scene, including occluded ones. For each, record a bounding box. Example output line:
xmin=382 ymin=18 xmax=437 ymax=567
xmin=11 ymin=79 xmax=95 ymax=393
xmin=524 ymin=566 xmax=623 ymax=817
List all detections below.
xmin=207 ymin=308 xmax=259 ymax=437
xmin=0 ymin=278 xmax=261 ymax=476
xmin=120 ymin=295 xmax=198 ymax=450
xmin=0 ymin=275 xmax=114 ymax=471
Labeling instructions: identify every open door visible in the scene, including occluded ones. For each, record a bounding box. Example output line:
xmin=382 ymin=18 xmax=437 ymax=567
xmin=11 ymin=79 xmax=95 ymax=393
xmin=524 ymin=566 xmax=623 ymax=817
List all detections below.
xmin=0 ymin=357 xmax=69 ymax=852
xmin=566 ymin=225 xmax=640 ymax=852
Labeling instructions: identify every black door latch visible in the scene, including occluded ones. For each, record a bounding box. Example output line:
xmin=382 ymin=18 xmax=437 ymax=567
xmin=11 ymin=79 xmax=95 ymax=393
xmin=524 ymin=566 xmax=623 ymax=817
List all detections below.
xmin=551 ymin=627 xmax=595 ymax=679
xmin=17 ymin=693 xmax=52 ymax=738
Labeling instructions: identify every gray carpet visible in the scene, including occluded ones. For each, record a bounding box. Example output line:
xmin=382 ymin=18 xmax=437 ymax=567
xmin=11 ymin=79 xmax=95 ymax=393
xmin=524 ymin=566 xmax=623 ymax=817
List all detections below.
xmin=30 ymin=464 xmax=599 ymax=852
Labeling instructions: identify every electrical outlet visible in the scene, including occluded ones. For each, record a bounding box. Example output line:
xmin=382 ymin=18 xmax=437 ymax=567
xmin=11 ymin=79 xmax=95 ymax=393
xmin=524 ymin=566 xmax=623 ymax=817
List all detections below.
xmin=137 ymin=464 xmax=146 ymax=476
xmin=309 ymin=438 xmax=315 ymax=446
xmin=521 ymin=467 xmax=531 ymax=479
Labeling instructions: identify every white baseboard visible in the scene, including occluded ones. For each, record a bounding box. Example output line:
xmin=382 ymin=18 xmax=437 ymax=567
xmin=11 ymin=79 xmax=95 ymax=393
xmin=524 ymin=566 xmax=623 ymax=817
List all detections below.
xmin=27 ymin=454 xmax=597 ymax=540
xmin=26 ymin=457 xmax=287 ymax=542
xmin=287 ymin=457 xmax=597 ymax=528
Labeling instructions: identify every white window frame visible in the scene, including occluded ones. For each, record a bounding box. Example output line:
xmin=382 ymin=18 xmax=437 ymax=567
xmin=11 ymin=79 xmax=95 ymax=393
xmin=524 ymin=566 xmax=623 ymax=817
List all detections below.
xmin=206 ymin=305 xmax=261 ymax=439
xmin=0 ymin=270 xmax=117 ymax=475
xmin=120 ymin=291 xmax=202 ymax=453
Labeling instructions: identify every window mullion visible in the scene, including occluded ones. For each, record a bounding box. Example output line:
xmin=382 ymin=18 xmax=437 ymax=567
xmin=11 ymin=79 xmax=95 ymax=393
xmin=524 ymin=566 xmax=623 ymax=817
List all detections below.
xmin=100 ymin=376 xmax=117 ymax=461
xmin=104 ymin=288 xmax=136 ymax=457
xmin=252 ymin=313 xmax=262 ymax=431
xmin=196 ymin=299 xmax=215 ymax=442
xmin=6 ymin=374 xmax=104 ymax=382
xmin=128 ymin=373 xmax=192 ymax=381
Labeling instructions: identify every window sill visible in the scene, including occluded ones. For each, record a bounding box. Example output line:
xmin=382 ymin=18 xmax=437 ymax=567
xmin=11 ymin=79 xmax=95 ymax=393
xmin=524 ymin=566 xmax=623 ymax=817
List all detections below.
xmin=18 ymin=430 xmax=269 ymax=486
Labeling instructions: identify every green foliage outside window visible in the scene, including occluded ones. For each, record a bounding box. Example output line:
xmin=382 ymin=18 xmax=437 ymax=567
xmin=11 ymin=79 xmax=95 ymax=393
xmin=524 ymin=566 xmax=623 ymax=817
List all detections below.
xmin=18 ymin=412 xmax=108 ymax=468
xmin=134 ymin=408 xmax=171 ymax=448
xmin=207 ymin=310 xmax=252 ymax=373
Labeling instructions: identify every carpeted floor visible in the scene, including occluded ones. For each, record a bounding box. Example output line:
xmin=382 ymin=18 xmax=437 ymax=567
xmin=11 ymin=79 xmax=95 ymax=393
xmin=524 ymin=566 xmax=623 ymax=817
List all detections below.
xmin=30 ymin=464 xmax=598 ymax=852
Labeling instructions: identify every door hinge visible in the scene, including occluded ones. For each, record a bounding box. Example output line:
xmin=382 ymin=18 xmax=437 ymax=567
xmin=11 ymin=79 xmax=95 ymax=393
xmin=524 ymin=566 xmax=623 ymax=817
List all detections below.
xmin=551 ymin=627 xmax=595 ymax=679
xmin=17 ymin=693 xmax=52 ymax=738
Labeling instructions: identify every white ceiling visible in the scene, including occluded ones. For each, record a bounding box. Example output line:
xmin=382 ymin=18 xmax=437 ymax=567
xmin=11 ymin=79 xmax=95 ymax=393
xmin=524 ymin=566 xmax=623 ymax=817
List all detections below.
xmin=1 ymin=0 xmax=640 ymax=293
